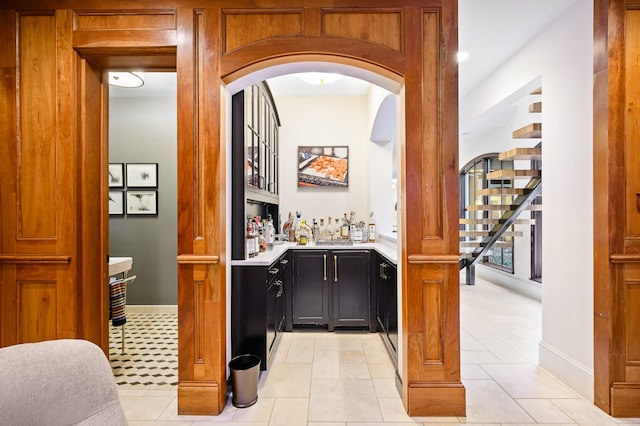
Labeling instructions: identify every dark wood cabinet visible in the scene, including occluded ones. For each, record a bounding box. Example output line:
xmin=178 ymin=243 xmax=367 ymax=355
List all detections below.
xmin=332 ymin=250 xmax=370 ymax=328
xmin=292 ymin=249 xmax=370 ymax=330
xmin=231 ymin=253 xmax=289 ymax=370
xmin=231 ymin=82 xmax=281 ymax=260
xmin=292 ymin=250 xmax=331 ymax=326
xmin=374 ymin=252 xmax=398 ymax=360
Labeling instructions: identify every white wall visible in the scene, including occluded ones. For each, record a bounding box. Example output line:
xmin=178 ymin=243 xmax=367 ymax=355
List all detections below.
xmin=459 ymin=1 xmax=594 ymax=400
xmin=275 ymin=95 xmax=370 ymax=226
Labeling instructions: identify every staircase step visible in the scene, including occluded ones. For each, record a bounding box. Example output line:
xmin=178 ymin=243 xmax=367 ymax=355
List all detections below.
xmin=529 ymin=102 xmax=542 ymax=113
xmin=460 ymin=230 xmax=523 ymax=238
xmin=498 ymin=147 xmax=542 ymax=161
xmin=460 ymin=218 xmax=536 ymax=225
xmin=486 ymin=169 xmax=541 ymax=180
xmin=531 ymin=87 xmax=542 ymax=95
xmin=512 ymin=123 xmax=542 ymax=138
xmin=466 ymin=204 xmax=543 ymax=211
xmin=460 ymin=241 xmax=512 ymax=248
xmin=476 ymin=187 xmax=529 ymax=196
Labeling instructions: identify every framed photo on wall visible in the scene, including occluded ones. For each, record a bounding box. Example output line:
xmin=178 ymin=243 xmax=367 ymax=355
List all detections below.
xmin=127 ymin=190 xmax=158 ymax=215
xmin=109 ymin=190 xmax=125 ymax=215
xmin=297 ymin=146 xmax=348 ymax=187
xmin=108 ymin=163 xmax=124 ymax=188
xmin=126 ymin=163 xmax=158 ymax=188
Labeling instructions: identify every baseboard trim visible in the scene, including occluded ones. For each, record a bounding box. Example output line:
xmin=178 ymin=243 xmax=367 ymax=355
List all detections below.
xmin=127 ymin=305 xmax=177 ymax=314
xmin=539 ymin=340 xmax=594 ymax=401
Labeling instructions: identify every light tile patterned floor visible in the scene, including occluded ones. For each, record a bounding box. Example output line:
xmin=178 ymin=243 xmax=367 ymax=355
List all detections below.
xmin=109 ymin=312 xmax=178 ymax=389
xmin=116 ymin=276 xmax=640 ymax=425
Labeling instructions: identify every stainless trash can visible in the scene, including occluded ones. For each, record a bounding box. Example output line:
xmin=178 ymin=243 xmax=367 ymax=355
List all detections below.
xmin=229 ymin=354 xmax=261 ymax=408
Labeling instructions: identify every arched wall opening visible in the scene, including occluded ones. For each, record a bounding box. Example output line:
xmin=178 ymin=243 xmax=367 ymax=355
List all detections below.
xmin=221 ymin=56 xmax=406 ymax=379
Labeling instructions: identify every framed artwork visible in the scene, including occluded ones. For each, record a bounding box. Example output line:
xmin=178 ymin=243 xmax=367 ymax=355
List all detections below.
xmin=108 ymin=190 xmax=125 ymax=215
xmin=297 ymin=146 xmax=348 ymax=187
xmin=127 ymin=190 xmax=158 ymax=215
xmin=126 ymin=163 xmax=158 ymax=188
xmin=108 ymin=163 xmax=124 ymax=188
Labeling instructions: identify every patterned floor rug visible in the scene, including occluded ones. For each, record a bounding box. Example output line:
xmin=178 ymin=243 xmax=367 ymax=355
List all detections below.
xmin=109 ymin=312 xmax=178 ymax=389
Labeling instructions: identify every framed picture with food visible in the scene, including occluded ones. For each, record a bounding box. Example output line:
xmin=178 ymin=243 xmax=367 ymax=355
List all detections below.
xmin=297 ymin=146 xmax=348 ymax=187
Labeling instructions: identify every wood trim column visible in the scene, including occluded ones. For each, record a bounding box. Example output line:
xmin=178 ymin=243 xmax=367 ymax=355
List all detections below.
xmin=401 ymin=2 xmax=465 ymax=417
xmin=176 ymin=7 xmax=227 ymax=415
xmin=594 ymin=0 xmax=640 ymax=417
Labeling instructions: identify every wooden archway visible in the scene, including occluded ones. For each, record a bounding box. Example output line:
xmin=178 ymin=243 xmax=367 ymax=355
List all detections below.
xmin=177 ymin=7 xmax=463 ymax=416
xmin=0 ymin=1 xmax=463 ymax=418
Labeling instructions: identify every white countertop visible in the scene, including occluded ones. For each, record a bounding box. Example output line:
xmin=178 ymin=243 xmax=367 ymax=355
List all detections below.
xmin=230 ymin=241 xmax=398 ymax=267
xmin=109 ymin=256 xmax=133 ymax=276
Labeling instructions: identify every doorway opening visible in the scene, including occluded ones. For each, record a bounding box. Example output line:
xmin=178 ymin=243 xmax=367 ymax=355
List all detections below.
xmin=107 ymin=71 xmax=179 ymax=388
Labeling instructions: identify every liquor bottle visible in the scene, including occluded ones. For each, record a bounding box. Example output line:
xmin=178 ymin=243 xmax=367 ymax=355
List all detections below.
xmin=255 ymin=216 xmax=266 ymax=252
xmin=361 ymin=220 xmax=369 ymax=242
xmin=265 ymin=214 xmax=275 ymax=249
xmin=298 ymin=219 xmax=312 ymax=245
xmin=334 ymin=218 xmax=340 ymax=240
xmin=312 ymin=219 xmax=320 ymax=244
xmin=326 ymin=216 xmax=334 ymax=241
xmin=319 ymin=218 xmax=326 ymax=241
xmin=368 ymin=211 xmax=376 ymax=242
xmin=246 ymin=217 xmax=256 ymax=258
xmin=341 ymin=213 xmax=350 ymax=240
xmin=283 ymin=211 xmax=294 ymax=241
xmin=353 ymin=221 xmax=363 ymax=243
xmin=294 ymin=211 xmax=302 ymax=242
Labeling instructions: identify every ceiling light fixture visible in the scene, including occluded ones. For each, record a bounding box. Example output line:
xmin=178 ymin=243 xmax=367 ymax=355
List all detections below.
xmin=297 ymin=72 xmax=342 ymax=85
xmin=456 ymin=52 xmax=470 ymax=63
xmin=108 ymin=71 xmax=145 ymax=88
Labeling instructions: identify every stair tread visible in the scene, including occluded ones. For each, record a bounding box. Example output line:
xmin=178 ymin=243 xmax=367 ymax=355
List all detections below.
xmin=466 ymin=204 xmax=543 ymax=211
xmin=460 ymin=231 xmax=524 ymax=237
xmin=531 ymin=87 xmax=542 ymax=95
xmin=460 ymin=218 xmax=536 ymax=225
xmin=477 ymin=187 xmax=529 ymax=196
xmin=512 ymin=123 xmax=542 ymax=139
xmin=498 ymin=147 xmax=542 ymax=161
xmin=460 ymin=241 xmax=512 ymax=248
xmin=486 ymin=169 xmax=541 ymax=179
xmin=529 ymin=102 xmax=542 ymax=113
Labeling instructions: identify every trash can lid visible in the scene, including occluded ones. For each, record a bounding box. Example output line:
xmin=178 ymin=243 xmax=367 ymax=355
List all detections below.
xmin=229 ymin=354 xmax=261 ymax=370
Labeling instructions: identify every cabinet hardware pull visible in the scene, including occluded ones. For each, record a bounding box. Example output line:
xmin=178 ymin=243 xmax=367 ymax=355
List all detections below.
xmin=334 ymin=255 xmax=338 ymax=282
xmin=280 ymin=259 xmax=289 ymax=265
xmin=323 ymin=254 xmax=327 ymax=281
xmin=269 ymin=268 xmax=279 ymax=275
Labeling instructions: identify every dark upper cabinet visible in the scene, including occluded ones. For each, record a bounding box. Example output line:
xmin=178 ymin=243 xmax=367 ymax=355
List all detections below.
xmin=231 ymin=82 xmax=281 ymax=260
xmin=292 ymin=249 xmax=370 ymax=330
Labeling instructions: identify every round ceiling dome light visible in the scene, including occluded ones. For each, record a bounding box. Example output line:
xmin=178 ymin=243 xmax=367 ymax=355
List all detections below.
xmin=108 ymin=72 xmax=145 ymax=88
xmin=456 ymin=52 xmax=470 ymax=63
xmin=297 ymin=72 xmax=342 ymax=85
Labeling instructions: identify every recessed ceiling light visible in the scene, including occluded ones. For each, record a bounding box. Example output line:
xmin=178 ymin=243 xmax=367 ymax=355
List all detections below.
xmin=109 ymin=72 xmax=144 ymax=88
xmin=297 ymin=72 xmax=342 ymax=85
xmin=456 ymin=52 xmax=470 ymax=63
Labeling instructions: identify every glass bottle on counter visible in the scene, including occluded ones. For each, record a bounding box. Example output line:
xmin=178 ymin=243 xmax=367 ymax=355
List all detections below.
xmin=368 ymin=211 xmax=376 ymax=242
xmin=298 ymin=219 xmax=312 ymax=245
xmin=265 ymin=214 xmax=275 ymax=249
xmin=319 ymin=218 xmax=326 ymax=242
xmin=246 ymin=216 xmax=257 ymax=258
xmin=353 ymin=221 xmax=363 ymax=243
xmin=283 ymin=211 xmax=293 ymax=240
xmin=341 ymin=213 xmax=350 ymax=240
xmin=326 ymin=216 xmax=333 ymax=241
xmin=334 ymin=218 xmax=340 ymax=240
xmin=312 ymin=219 xmax=320 ymax=244
xmin=294 ymin=211 xmax=302 ymax=242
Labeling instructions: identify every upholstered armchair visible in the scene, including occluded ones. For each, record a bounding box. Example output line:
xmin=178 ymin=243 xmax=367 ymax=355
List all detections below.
xmin=0 ymin=339 xmax=127 ymax=425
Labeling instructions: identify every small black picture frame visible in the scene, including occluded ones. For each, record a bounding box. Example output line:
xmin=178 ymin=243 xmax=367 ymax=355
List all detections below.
xmin=108 ymin=163 xmax=125 ymax=188
xmin=126 ymin=190 xmax=158 ymax=215
xmin=108 ymin=190 xmax=125 ymax=215
xmin=126 ymin=163 xmax=158 ymax=188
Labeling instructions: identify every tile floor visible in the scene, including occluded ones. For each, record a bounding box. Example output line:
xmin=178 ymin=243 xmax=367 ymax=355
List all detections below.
xmin=116 ymin=275 xmax=640 ymax=425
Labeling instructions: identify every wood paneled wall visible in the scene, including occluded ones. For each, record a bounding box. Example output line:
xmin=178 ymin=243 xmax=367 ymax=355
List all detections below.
xmin=0 ymin=0 xmax=464 ymax=417
xmin=594 ymin=0 xmax=640 ymax=417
